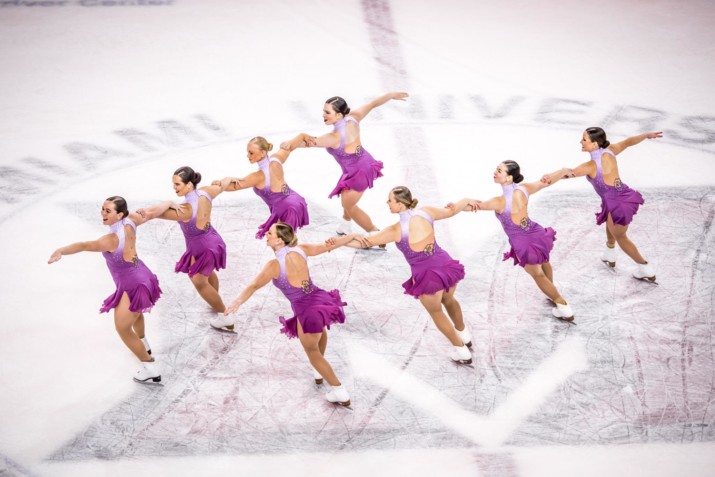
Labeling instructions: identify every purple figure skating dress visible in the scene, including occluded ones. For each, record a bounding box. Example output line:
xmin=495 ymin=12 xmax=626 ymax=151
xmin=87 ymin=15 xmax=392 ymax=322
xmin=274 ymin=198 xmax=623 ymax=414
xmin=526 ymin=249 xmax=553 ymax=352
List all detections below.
xmin=253 ymin=157 xmax=309 ymax=239
xmin=272 ymin=246 xmax=347 ymax=339
xmin=326 ymin=117 xmax=384 ymax=198
xmin=587 ymin=148 xmax=644 ymax=226
xmin=175 ymin=190 xmax=227 ymax=277
xmin=496 ymin=183 xmax=556 ymax=267
xmin=395 ymin=209 xmax=465 ymax=297
xmin=100 ymin=218 xmax=162 ymax=313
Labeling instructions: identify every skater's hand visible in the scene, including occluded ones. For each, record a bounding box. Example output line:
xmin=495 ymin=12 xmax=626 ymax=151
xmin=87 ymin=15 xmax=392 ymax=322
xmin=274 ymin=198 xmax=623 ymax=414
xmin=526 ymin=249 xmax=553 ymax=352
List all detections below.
xmin=389 ymin=91 xmax=409 ymax=101
xmin=48 ymin=249 xmax=62 ymax=264
xmin=224 ymin=300 xmax=241 ymax=315
xmin=353 ymin=234 xmax=371 ymax=248
xmin=280 ymin=141 xmax=291 ymax=151
xmin=540 ymin=174 xmax=553 ymax=184
xmin=135 ymin=208 xmax=148 ymax=218
xmin=647 ymin=131 xmax=663 ymax=139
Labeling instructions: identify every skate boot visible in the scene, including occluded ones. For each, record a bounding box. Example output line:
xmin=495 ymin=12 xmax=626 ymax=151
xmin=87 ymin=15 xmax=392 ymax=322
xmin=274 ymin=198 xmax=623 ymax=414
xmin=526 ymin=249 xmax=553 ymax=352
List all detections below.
xmin=134 ymin=360 xmax=161 ymax=383
xmin=601 ymin=244 xmax=617 ymax=268
xmin=210 ymin=314 xmax=235 ymax=331
xmin=455 ymin=326 xmax=472 ymax=348
xmin=450 ymin=345 xmax=472 ymax=364
xmin=141 ymin=336 xmax=152 ymax=355
xmin=312 ymin=367 xmax=324 ymax=385
xmin=633 ymin=261 xmax=656 ymax=283
xmin=325 ymin=385 xmax=350 ymax=406
xmin=551 ymin=302 xmax=575 ymax=322
xmin=336 ymin=217 xmax=353 ymax=236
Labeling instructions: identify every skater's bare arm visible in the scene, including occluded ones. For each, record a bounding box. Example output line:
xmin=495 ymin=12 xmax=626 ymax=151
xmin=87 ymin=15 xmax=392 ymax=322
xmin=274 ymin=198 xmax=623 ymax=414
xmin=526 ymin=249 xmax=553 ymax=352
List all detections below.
xmin=609 ymin=131 xmax=662 ymax=155
xmin=48 ymin=234 xmax=118 ymax=264
xmin=224 ymin=261 xmax=279 ymax=315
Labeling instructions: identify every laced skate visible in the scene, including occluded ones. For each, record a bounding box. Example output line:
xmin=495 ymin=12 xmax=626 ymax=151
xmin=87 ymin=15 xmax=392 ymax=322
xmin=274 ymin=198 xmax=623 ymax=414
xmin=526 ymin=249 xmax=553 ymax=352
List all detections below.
xmin=325 ymin=385 xmax=350 ymax=406
xmin=455 ymin=326 xmax=472 ymax=348
xmin=210 ymin=315 xmax=236 ymax=332
xmin=450 ymin=345 xmax=472 ymax=364
xmin=601 ymin=244 xmax=617 ymax=268
xmin=312 ymin=367 xmax=324 ymax=385
xmin=633 ymin=262 xmax=657 ymax=284
xmin=134 ymin=360 xmax=161 ymax=383
xmin=551 ymin=302 xmax=575 ymax=322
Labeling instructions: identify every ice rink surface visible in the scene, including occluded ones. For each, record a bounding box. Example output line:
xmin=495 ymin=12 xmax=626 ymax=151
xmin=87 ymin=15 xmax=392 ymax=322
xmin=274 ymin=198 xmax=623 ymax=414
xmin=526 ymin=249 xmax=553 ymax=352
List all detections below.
xmin=1 ymin=1 xmax=714 ymax=476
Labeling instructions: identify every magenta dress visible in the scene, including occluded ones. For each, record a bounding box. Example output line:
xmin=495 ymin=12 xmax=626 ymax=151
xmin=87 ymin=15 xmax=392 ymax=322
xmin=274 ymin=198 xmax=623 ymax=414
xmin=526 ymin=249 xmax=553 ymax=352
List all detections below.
xmin=496 ymin=183 xmax=556 ymax=267
xmin=587 ymin=148 xmax=644 ymax=226
xmin=175 ymin=190 xmax=227 ymax=277
xmin=326 ymin=117 xmax=384 ymax=198
xmin=395 ymin=209 xmax=465 ymax=297
xmin=253 ymin=156 xmax=309 ymax=239
xmin=100 ymin=218 xmax=162 ymax=313
xmin=272 ymin=246 xmax=347 ymax=339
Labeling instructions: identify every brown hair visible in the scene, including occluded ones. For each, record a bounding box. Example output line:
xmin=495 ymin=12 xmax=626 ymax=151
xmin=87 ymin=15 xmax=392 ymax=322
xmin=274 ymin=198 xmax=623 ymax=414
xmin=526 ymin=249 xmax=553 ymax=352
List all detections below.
xmin=391 ymin=186 xmax=418 ymax=209
xmin=275 ymin=222 xmax=298 ymax=247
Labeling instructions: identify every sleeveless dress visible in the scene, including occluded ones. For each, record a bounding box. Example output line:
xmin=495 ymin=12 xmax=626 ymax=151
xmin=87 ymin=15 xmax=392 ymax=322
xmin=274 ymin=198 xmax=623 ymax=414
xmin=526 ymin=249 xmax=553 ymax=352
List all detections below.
xmin=326 ymin=117 xmax=384 ymax=198
xmin=100 ymin=218 xmax=162 ymax=313
xmin=272 ymin=246 xmax=347 ymax=339
xmin=252 ymin=156 xmax=309 ymax=239
xmin=496 ymin=183 xmax=556 ymax=267
xmin=395 ymin=209 xmax=465 ymax=297
xmin=587 ymin=148 xmax=644 ymax=226
xmin=175 ymin=189 xmax=227 ymax=277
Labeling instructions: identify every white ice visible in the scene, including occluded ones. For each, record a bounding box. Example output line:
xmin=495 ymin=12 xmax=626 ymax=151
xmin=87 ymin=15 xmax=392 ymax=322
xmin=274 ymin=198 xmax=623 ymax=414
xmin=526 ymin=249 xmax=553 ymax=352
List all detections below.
xmin=1 ymin=1 xmax=714 ymax=476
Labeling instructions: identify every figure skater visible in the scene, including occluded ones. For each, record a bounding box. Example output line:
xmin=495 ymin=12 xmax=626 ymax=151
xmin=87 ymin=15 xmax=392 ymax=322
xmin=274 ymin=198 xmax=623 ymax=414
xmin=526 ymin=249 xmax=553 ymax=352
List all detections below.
xmin=213 ymin=135 xmax=309 ymax=238
xmin=211 ymin=223 xmax=361 ymax=406
xmin=282 ymin=92 xmax=409 ymax=235
xmin=48 ymin=196 xmax=176 ymax=382
xmin=460 ymin=161 xmax=574 ymax=321
xmin=142 ymin=166 xmax=228 ymax=316
xmin=357 ymin=186 xmax=474 ymax=363
xmin=542 ymin=128 xmax=662 ymax=282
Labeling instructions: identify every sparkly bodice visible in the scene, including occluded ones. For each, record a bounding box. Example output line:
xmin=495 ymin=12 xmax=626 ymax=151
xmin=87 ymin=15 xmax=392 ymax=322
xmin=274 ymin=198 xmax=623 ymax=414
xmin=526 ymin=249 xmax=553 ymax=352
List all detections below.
xmin=178 ymin=189 xmax=214 ymax=238
xmin=271 ymin=246 xmax=316 ymax=302
xmin=587 ymin=148 xmax=626 ymax=197
xmin=495 ymin=183 xmax=535 ymax=234
xmin=102 ymin=218 xmax=139 ymax=275
xmin=252 ymin=157 xmax=293 ymax=202
xmin=395 ymin=209 xmax=444 ymax=264
xmin=326 ymin=117 xmax=365 ymax=163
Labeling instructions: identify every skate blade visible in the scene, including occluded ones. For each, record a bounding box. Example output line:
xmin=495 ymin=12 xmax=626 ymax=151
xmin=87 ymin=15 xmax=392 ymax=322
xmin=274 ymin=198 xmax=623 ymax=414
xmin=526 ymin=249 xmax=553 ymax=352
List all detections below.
xmin=553 ymin=315 xmax=577 ymax=325
xmin=332 ymin=400 xmax=351 ymax=407
xmin=452 ymin=358 xmax=473 ymax=365
xmin=601 ymin=259 xmax=616 ymax=269
xmin=633 ymin=275 xmax=659 ymax=285
xmin=133 ymin=375 xmax=162 ymax=384
xmin=314 ymin=378 xmax=324 ymax=385
xmin=210 ymin=323 xmax=237 ymax=333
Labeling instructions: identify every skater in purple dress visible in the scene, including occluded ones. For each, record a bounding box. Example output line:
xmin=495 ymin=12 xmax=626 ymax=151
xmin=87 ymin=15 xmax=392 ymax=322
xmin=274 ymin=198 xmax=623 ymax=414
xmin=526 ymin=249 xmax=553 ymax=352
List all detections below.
xmin=459 ymin=161 xmax=574 ymax=321
xmin=141 ymin=166 xmax=228 ymax=315
xmin=282 ymin=92 xmax=408 ymax=235
xmin=542 ymin=128 xmax=662 ymax=282
xmin=359 ymin=186 xmax=474 ymax=364
xmin=211 ymin=223 xmax=361 ymax=406
xmin=213 ymin=135 xmax=309 ymax=238
xmin=48 ymin=196 xmax=175 ymax=383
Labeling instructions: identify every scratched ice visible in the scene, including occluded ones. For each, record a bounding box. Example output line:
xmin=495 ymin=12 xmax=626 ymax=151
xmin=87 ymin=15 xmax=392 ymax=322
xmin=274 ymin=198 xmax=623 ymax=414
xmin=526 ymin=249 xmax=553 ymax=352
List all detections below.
xmin=46 ymin=188 xmax=715 ymax=460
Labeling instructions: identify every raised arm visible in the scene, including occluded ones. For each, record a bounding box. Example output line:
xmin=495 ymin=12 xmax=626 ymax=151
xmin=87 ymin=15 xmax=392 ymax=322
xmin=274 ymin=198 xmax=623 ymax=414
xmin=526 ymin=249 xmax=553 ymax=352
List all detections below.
xmin=298 ymin=233 xmax=365 ymax=257
xmin=608 ymin=131 xmax=662 ymax=155
xmin=213 ymin=171 xmax=263 ymax=192
xmin=425 ymin=198 xmax=475 ymax=220
xmin=137 ymin=199 xmax=191 ymax=222
xmin=541 ymin=160 xmax=595 ymax=186
xmin=48 ymin=233 xmax=118 ymax=264
xmin=224 ymin=260 xmax=279 ymax=315
xmin=350 ymin=92 xmax=409 ymax=121
xmin=274 ymin=133 xmax=313 ymax=162
xmin=472 ymin=195 xmax=506 ymax=213
xmin=133 ymin=200 xmax=180 ymax=224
